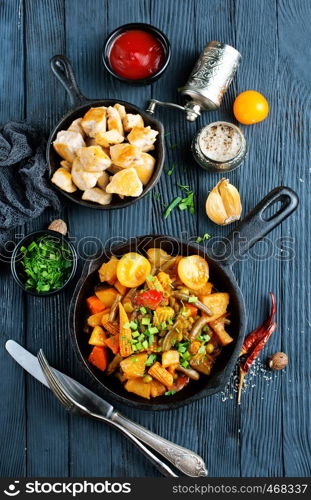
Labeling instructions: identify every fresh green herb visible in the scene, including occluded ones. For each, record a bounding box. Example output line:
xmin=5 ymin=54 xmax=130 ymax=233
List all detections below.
xmin=145 ymin=354 xmax=157 ymax=366
xmin=20 ymin=235 xmax=73 ymax=293
xmin=139 ymin=306 xmax=147 ymax=314
xmin=154 ymin=192 xmax=161 ymax=200
xmin=163 ymin=196 xmax=182 ymax=219
xmin=188 ymin=296 xmax=197 ymax=303
xmin=165 ymin=163 xmax=176 ymax=176
xmin=196 ymin=233 xmax=211 ymax=243
xmin=165 ymin=389 xmax=177 ymax=396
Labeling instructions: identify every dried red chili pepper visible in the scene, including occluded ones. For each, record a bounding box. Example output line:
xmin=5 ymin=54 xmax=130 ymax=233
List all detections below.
xmin=240 ymin=292 xmax=276 ymax=355
xmin=238 ymin=292 xmax=277 ymax=404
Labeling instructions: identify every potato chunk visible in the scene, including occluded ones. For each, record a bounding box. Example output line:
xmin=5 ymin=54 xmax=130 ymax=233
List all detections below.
xmin=106 ymin=168 xmax=143 ymax=197
xmin=123 ymin=113 xmax=144 ymax=132
xmin=200 ymin=293 xmax=230 ymax=323
xmin=77 ymin=146 xmax=111 ymax=172
xmin=120 ymin=353 xmax=148 ymax=379
xmin=127 ymin=126 xmax=158 ymax=152
xmin=125 ymin=378 xmax=151 ymax=399
xmin=51 ymin=167 xmax=77 ymax=193
xmin=53 ymin=130 xmax=85 ymax=162
xmin=81 ymin=106 xmax=107 ymax=137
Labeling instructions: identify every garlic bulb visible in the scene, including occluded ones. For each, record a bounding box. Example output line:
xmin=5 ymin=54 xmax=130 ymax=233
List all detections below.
xmin=206 ymin=178 xmax=242 ymax=225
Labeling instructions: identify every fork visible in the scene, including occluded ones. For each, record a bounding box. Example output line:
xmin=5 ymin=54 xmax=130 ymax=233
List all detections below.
xmin=37 ymin=349 xmax=178 ymax=477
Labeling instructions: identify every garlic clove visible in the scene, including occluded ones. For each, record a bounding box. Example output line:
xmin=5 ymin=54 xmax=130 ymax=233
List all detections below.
xmin=205 ymin=189 xmax=228 ymax=225
xmin=206 ymin=178 xmax=242 ymax=225
xmin=218 ymin=179 xmax=242 ymax=224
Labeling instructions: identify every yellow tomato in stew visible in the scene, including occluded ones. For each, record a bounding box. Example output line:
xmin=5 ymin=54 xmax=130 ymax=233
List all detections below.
xmin=117 ymin=252 xmax=151 ymax=288
xmin=233 ymin=90 xmax=269 ymax=125
xmin=178 ymin=255 xmax=209 ymax=290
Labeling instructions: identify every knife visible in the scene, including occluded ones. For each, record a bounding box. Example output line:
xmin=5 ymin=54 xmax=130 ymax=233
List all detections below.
xmin=5 ymin=340 xmax=208 ymax=477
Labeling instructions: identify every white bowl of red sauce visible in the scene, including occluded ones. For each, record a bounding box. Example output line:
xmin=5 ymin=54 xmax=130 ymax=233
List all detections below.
xmin=103 ymin=23 xmax=171 ymax=84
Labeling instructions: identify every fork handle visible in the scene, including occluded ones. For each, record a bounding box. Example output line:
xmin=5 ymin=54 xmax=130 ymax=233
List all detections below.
xmin=111 ymin=411 xmax=207 ymax=477
xmin=94 ymin=415 xmax=177 ymax=477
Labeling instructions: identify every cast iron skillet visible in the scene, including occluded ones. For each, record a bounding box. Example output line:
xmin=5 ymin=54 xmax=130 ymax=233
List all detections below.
xmin=46 ymin=55 xmax=165 ymax=209
xmin=69 ymin=186 xmax=298 ymax=410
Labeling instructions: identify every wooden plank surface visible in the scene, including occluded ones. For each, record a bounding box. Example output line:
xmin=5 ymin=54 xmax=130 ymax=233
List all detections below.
xmin=0 ymin=0 xmax=310 ymax=478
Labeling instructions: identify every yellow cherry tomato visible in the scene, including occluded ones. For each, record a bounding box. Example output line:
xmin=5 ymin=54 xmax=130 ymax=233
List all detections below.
xmin=233 ymin=90 xmax=269 ymax=125
xmin=116 ymin=252 xmax=151 ymax=288
xmin=178 ymin=255 xmax=209 ymax=290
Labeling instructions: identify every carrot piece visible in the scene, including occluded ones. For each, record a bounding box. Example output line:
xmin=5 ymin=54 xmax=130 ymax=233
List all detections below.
xmin=185 ymin=304 xmax=198 ymax=317
xmin=88 ymin=346 xmax=108 ymax=371
xmin=119 ymin=303 xmax=133 ymax=357
xmin=86 ymin=296 xmax=106 ymax=315
xmin=114 ymin=280 xmax=128 ymax=296
xmin=104 ymin=334 xmax=120 ymax=354
xmin=148 ymin=362 xmax=173 ymax=389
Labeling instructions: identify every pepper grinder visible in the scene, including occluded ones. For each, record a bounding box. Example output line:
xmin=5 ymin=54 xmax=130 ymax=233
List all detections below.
xmin=146 ymin=41 xmax=241 ymax=122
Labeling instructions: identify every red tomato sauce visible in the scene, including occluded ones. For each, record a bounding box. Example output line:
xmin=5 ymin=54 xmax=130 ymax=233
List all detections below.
xmin=109 ymin=29 xmax=166 ymax=80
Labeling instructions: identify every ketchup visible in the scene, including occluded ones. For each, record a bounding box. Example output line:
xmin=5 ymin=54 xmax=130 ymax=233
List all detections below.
xmin=109 ymin=29 xmax=166 ymax=80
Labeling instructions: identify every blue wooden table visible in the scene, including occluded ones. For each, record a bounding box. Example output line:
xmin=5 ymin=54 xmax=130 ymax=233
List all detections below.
xmin=1 ymin=0 xmax=310 ymax=478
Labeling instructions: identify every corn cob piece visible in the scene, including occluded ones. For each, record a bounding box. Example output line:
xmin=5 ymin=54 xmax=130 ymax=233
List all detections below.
xmin=101 ymin=317 xmax=119 ymax=336
xmin=153 ymin=306 xmax=175 ymax=326
xmin=157 ymin=271 xmax=172 ymax=291
xmin=148 ymin=362 xmax=173 ymax=389
xmin=119 ymin=303 xmax=133 ymax=357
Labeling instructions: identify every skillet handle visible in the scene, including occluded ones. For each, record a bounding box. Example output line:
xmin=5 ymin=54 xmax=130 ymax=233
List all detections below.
xmin=214 ymin=186 xmax=299 ymax=267
xmin=50 ymin=55 xmax=88 ymax=107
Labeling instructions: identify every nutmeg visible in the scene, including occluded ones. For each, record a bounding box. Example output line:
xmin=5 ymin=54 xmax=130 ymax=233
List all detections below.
xmin=48 ymin=219 xmax=68 ymax=235
xmin=268 ymin=352 xmax=288 ymax=371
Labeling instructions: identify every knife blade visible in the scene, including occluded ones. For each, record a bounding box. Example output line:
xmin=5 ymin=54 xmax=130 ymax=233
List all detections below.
xmin=5 ymin=340 xmax=114 ymax=418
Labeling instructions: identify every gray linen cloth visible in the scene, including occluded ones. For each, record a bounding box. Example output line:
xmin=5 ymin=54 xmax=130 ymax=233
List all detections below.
xmin=0 ymin=121 xmax=60 ymax=247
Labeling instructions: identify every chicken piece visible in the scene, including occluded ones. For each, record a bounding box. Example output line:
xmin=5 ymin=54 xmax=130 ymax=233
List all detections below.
xmin=53 ymin=130 xmax=85 ymax=162
xmin=71 ymin=159 xmax=101 ymax=191
xmin=107 ymin=165 xmax=123 ymax=175
xmin=76 ymin=146 xmax=111 ymax=172
xmin=67 ymin=118 xmax=86 ymax=138
xmin=114 ymin=103 xmax=126 ymax=119
xmin=95 ymin=129 xmax=124 ymax=148
xmin=51 ymin=167 xmax=77 ymax=193
xmin=127 ymin=126 xmax=158 ymax=152
xmin=97 ymin=171 xmax=110 ymax=190
xmin=123 ymin=113 xmax=144 ymax=132
xmin=81 ymin=106 xmax=107 ymax=138
xmin=109 ymin=144 xmax=143 ymax=168
xmin=60 ymin=160 xmax=72 ymax=171
xmin=107 ymin=106 xmax=124 ymax=135
xmin=82 ymin=187 xmax=112 ymax=205
xmin=106 ymin=168 xmax=143 ymax=197
xmin=133 ymin=153 xmax=156 ymax=185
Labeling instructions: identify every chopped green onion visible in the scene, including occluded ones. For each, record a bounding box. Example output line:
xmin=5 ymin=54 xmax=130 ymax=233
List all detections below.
xmin=140 ymin=306 xmax=147 ymax=314
xmin=198 ymin=346 xmax=206 ymax=354
xmin=142 ymin=318 xmax=151 ymax=325
xmin=149 ymin=326 xmax=158 ymax=334
xmin=145 ymin=354 xmax=157 ymax=366
xmin=188 ymin=296 xmax=197 ymax=303
xmin=130 ymin=321 xmax=138 ymax=330
xmin=163 ymin=197 xmax=182 ymax=219
xmin=165 ymin=389 xmax=177 ymax=396
xmin=146 ymin=275 xmax=154 ymax=282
